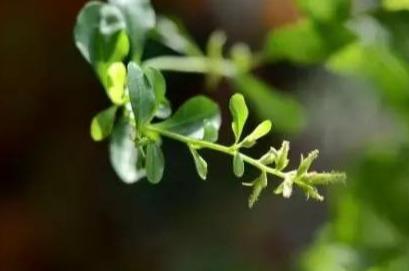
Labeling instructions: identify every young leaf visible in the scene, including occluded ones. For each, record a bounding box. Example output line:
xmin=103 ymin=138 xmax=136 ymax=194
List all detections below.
xmin=109 ymin=0 xmax=156 ymax=61
xmin=229 ymin=94 xmax=249 ymax=143
xmin=297 ymin=150 xmax=319 ymax=177
xmin=203 ymin=120 xmax=219 ymax=142
xmin=110 ymin=120 xmax=146 ymax=184
xmin=153 ymin=96 xmax=221 ymax=140
xmin=127 ymin=62 xmax=156 ymax=130
xmin=259 ymin=147 xmax=277 ymax=165
xmin=153 ymin=16 xmax=202 ymax=56
xmin=275 ymin=141 xmax=290 ymax=171
xmin=145 ymin=142 xmax=165 ymax=184
xmin=274 ymin=172 xmax=296 ymax=198
xmin=90 ymin=106 xmax=118 ymax=141
xmin=189 ymin=146 xmax=208 ymax=180
xmin=107 ymin=62 xmax=126 ymax=104
xmin=233 ymin=153 xmax=245 ymax=178
xmin=302 ymin=171 xmax=346 ymax=185
xmin=233 ymin=74 xmax=305 ymax=134
xmin=143 ymin=67 xmax=171 ymax=119
xmin=241 ymin=120 xmax=272 ymax=147
xmin=248 ymin=172 xmax=268 ymax=208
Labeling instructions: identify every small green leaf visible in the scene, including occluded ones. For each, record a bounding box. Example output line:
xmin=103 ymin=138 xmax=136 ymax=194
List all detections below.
xmin=145 ymin=142 xmax=165 ymax=184
xmin=203 ymin=120 xmax=219 ymax=142
xmin=153 ymin=16 xmax=202 ymax=56
xmin=274 ymin=172 xmax=296 ymax=199
xmin=127 ymin=62 xmax=156 ymax=130
xmin=189 ymin=146 xmax=208 ymax=180
xmin=248 ymin=172 xmax=268 ymax=208
xmin=297 ymin=150 xmax=319 ymax=177
xmin=233 ymin=74 xmax=305 ymax=134
xmin=242 ymin=120 xmax=272 ymax=147
xmin=298 ymin=182 xmax=324 ymax=201
xmin=275 ymin=141 xmax=290 ymax=171
xmin=259 ymin=147 xmax=278 ymax=165
xmin=303 ymin=171 xmax=346 ymax=185
xmin=153 ymin=96 xmax=221 ymax=140
xmin=107 ymin=62 xmax=126 ymax=104
xmin=233 ymin=153 xmax=245 ymax=178
xmin=110 ymin=120 xmax=145 ymax=184
xmin=90 ymin=106 xmax=118 ymax=141
xmin=143 ymin=67 xmax=172 ymax=119
xmin=109 ymin=0 xmax=156 ymax=61
xmin=229 ymin=94 xmax=249 ymax=143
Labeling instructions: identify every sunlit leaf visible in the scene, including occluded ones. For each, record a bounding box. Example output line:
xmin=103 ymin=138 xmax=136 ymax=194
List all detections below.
xmin=383 ymin=0 xmax=409 ymax=11
xmin=153 ymin=96 xmax=221 ymax=140
xmin=109 ymin=0 xmax=156 ymax=61
xmin=90 ymin=106 xmax=118 ymax=141
xmin=229 ymin=94 xmax=249 ymax=143
xmin=107 ymin=62 xmax=126 ymax=104
xmin=242 ymin=120 xmax=272 ymax=147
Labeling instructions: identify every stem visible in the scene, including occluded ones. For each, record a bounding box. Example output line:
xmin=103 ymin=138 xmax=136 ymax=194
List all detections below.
xmin=147 ymin=125 xmax=286 ymax=179
xmin=143 ymin=56 xmax=237 ymax=77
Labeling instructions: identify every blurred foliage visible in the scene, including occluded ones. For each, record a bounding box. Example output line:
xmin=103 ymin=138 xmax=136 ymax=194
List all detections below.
xmin=263 ymin=0 xmax=409 ymax=270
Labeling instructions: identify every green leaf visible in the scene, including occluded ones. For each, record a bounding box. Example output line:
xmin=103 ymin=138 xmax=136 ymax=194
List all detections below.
xmin=233 ymin=153 xmax=245 ymax=178
xmin=275 ymin=141 xmax=290 ymax=171
xmin=259 ymin=147 xmax=277 ymax=165
xmin=263 ymin=19 xmax=354 ymax=64
xmin=109 ymin=0 xmax=156 ymax=61
xmin=90 ymin=106 xmax=118 ymax=141
xmin=206 ymin=31 xmax=227 ymax=88
xmin=230 ymin=43 xmax=252 ymax=73
xmin=127 ymin=62 xmax=156 ymax=130
xmin=297 ymin=150 xmax=319 ymax=177
xmin=189 ymin=146 xmax=208 ymax=180
xmin=296 ymin=0 xmax=351 ymax=23
xmin=229 ymin=94 xmax=249 ymax=143
xmin=327 ymin=43 xmax=409 ymax=110
xmin=74 ymin=2 xmax=129 ymax=86
xmin=233 ymin=74 xmax=305 ymax=134
xmin=107 ymin=62 xmax=126 ymax=104
xmin=143 ymin=67 xmax=171 ymax=119
xmin=110 ymin=120 xmax=145 ymax=184
xmin=383 ymin=0 xmax=409 ymax=11
xmin=242 ymin=120 xmax=272 ymax=147
xmin=145 ymin=142 xmax=165 ymax=184
xmin=153 ymin=96 xmax=221 ymax=140
xmin=302 ymin=171 xmax=346 ymax=185
xmin=153 ymin=16 xmax=202 ymax=56
xmin=203 ymin=120 xmax=219 ymax=142
xmin=248 ymin=172 xmax=268 ymax=208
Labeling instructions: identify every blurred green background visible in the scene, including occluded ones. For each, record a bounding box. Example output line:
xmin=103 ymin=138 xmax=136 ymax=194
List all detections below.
xmin=1 ymin=0 xmax=409 ymax=270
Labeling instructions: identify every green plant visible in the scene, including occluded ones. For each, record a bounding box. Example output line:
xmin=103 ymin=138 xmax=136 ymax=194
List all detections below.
xmin=74 ymin=0 xmax=345 ymax=207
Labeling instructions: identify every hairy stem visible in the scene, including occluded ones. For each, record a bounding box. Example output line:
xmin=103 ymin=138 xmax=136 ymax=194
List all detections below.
xmin=147 ymin=125 xmax=286 ymax=179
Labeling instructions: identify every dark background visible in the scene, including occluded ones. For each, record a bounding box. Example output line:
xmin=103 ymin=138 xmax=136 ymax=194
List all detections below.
xmin=0 ymin=1 xmax=353 ymax=270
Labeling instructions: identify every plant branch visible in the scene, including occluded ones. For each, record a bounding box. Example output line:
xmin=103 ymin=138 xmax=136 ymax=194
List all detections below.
xmin=147 ymin=125 xmax=286 ymax=179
